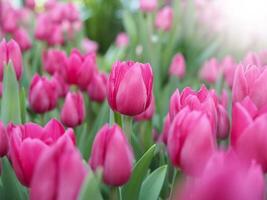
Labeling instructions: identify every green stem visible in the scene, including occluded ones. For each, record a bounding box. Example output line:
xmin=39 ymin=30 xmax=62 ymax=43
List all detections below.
xmin=169 ymin=169 xmax=178 ymax=199
xmin=122 ymin=115 xmax=133 ymax=143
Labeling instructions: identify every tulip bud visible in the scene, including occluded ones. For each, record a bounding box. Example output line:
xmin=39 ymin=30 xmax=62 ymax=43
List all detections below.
xmin=25 ymin=0 xmax=35 ymax=10
xmin=167 ymin=107 xmax=215 ymax=175
xmin=65 ymin=49 xmax=97 ymax=89
xmin=29 ymin=74 xmax=58 ymax=113
xmin=178 ymin=151 xmax=265 ymax=200
xmin=87 ymin=72 xmax=107 ymax=103
xmin=169 ymin=53 xmax=186 ymax=79
xmin=51 ymin=73 xmax=69 ymax=98
xmin=221 ymin=56 xmax=236 ymax=87
xmin=60 ymin=91 xmax=85 ymax=127
xmin=89 ymin=124 xmax=134 ymax=186
xmin=199 ymin=58 xmax=220 ymax=84
xmin=155 ymin=6 xmax=173 ymax=31
xmin=243 ymin=52 xmax=262 ymax=67
xmin=169 ymin=89 xmax=181 ymax=121
xmin=0 ymin=121 xmax=8 ymax=157
xmin=13 ymin=28 xmax=32 ymax=52
xmin=140 ymin=0 xmax=157 ymax=12
xmin=42 ymin=49 xmax=68 ymax=75
xmin=0 ymin=39 xmax=23 ymax=81
xmin=30 ymin=134 xmax=86 ymax=200
xmin=107 ymin=61 xmax=153 ymax=116
xmin=134 ymin=95 xmax=155 ymax=121
xmin=115 ymin=32 xmax=129 ymax=48
xmin=216 ymin=104 xmax=229 ymax=139
xmin=7 ymin=119 xmax=75 ymax=187
xmin=232 ymin=64 xmax=267 ymax=110
xmin=82 ymin=38 xmax=98 ymax=54
xmin=161 ymin=114 xmax=171 ymax=145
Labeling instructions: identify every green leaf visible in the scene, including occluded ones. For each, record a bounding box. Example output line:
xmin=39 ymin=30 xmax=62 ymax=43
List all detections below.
xmin=19 ymin=87 xmax=27 ymax=123
xmin=139 ymin=165 xmax=167 ymax=200
xmin=1 ymin=158 xmax=28 ymax=200
xmin=1 ymin=64 xmax=21 ymax=124
xmin=78 ymin=171 xmax=103 ymax=200
xmin=122 ymin=144 xmax=156 ymax=200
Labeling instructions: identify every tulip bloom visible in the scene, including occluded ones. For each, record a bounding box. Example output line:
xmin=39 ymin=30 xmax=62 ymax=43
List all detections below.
xmin=231 ymin=97 xmax=267 ymax=172
xmin=13 ymin=28 xmax=32 ymax=52
xmin=221 ymin=56 xmax=236 ymax=87
xmin=30 ymin=134 xmax=86 ymax=200
xmin=0 ymin=39 xmax=23 ymax=81
xmin=115 ymin=32 xmax=129 ymax=48
xmin=199 ymin=58 xmax=221 ymax=84
xmin=64 ymin=49 xmax=97 ymax=89
xmin=0 ymin=121 xmax=8 ymax=157
xmin=87 ymin=72 xmax=107 ymax=103
xmin=51 ymin=73 xmax=69 ymax=98
xmin=140 ymin=0 xmax=157 ymax=12
xmin=232 ymin=64 xmax=267 ymax=110
xmin=161 ymin=114 xmax=171 ymax=145
xmin=42 ymin=49 xmax=68 ymax=75
xmin=242 ymin=52 xmax=262 ymax=67
xmin=89 ymin=124 xmax=134 ymax=186
xmin=7 ymin=119 xmax=75 ymax=186
xmin=168 ymin=107 xmax=215 ymax=175
xmin=178 ymin=151 xmax=265 ymax=200
xmin=155 ymin=6 xmax=173 ymax=31
xmin=107 ymin=61 xmax=153 ymax=116
xmin=60 ymin=91 xmax=85 ymax=127
xmin=134 ymin=95 xmax=155 ymax=121
xmin=169 ymin=53 xmax=186 ymax=79
xmin=29 ymin=74 xmax=58 ymax=113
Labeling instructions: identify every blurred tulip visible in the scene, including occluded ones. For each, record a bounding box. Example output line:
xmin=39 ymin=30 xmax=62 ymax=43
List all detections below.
xmin=232 ymin=64 xmax=267 ymax=110
xmin=42 ymin=49 xmax=68 ymax=75
xmin=217 ymin=104 xmax=229 ymax=139
xmin=25 ymin=0 xmax=35 ymax=10
xmin=115 ymin=32 xmax=129 ymax=48
xmin=0 ymin=39 xmax=23 ymax=81
xmin=161 ymin=114 xmax=171 ymax=145
xmin=30 ymin=134 xmax=85 ymax=200
xmin=168 ymin=107 xmax=215 ymax=175
xmin=64 ymin=49 xmax=97 ymax=89
xmin=221 ymin=56 xmax=236 ymax=87
xmin=89 ymin=124 xmax=134 ymax=186
xmin=82 ymin=38 xmax=98 ymax=54
xmin=199 ymin=58 xmax=221 ymax=84
xmin=107 ymin=61 xmax=153 ymax=116
xmin=169 ymin=53 xmax=186 ymax=79
xmin=155 ymin=6 xmax=173 ymax=31
xmin=178 ymin=151 xmax=265 ymax=200
xmin=51 ymin=73 xmax=69 ymax=98
xmin=140 ymin=0 xmax=157 ymax=12
xmin=243 ymin=52 xmax=262 ymax=67
xmin=0 ymin=121 xmax=8 ymax=157
xmin=231 ymin=97 xmax=267 ymax=172
xmin=87 ymin=72 xmax=107 ymax=103
xmin=8 ymin=119 xmax=75 ymax=186
xmin=29 ymin=74 xmax=58 ymax=113
xmin=134 ymin=95 xmax=155 ymax=121
xmin=13 ymin=28 xmax=32 ymax=52
xmin=60 ymin=91 xmax=85 ymax=128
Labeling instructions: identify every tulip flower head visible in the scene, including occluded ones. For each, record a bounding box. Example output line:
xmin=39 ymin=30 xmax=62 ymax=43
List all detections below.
xmin=107 ymin=61 xmax=153 ymax=116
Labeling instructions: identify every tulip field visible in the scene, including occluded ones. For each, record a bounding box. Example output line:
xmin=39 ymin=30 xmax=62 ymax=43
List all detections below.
xmin=1 ymin=0 xmax=267 ymax=199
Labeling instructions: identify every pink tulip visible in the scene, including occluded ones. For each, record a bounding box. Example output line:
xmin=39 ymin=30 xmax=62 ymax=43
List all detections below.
xmin=169 ymin=53 xmax=186 ymax=79
xmin=115 ymin=32 xmax=129 ymax=48
xmin=0 ymin=121 xmax=8 ymax=157
xmin=216 ymin=104 xmax=229 ymax=139
xmin=25 ymin=0 xmax=35 ymax=10
xmin=89 ymin=124 xmax=134 ymax=186
xmin=221 ymin=56 xmax=236 ymax=87
xmin=42 ymin=49 xmax=68 ymax=75
xmin=107 ymin=61 xmax=153 ymax=116
xmin=87 ymin=72 xmax=107 ymax=103
xmin=155 ymin=6 xmax=173 ymax=31
xmin=30 ymin=134 xmax=85 ymax=200
xmin=169 ymin=86 xmax=218 ymax=134
xmin=1 ymin=8 xmax=18 ymax=33
xmin=134 ymin=95 xmax=155 ymax=121
xmin=82 ymin=38 xmax=98 ymax=54
xmin=64 ymin=49 xmax=97 ymax=89
xmin=140 ymin=0 xmax=157 ymax=12
xmin=242 ymin=52 xmax=262 ymax=67
xmin=60 ymin=91 xmax=85 ymax=128
xmin=231 ymin=97 xmax=267 ymax=172
xmin=178 ymin=151 xmax=265 ymax=200
xmin=168 ymin=107 xmax=215 ymax=175
xmin=0 ymin=39 xmax=23 ymax=81
xmin=199 ymin=58 xmax=221 ymax=84
xmin=7 ymin=119 xmax=75 ymax=186
xmin=29 ymin=74 xmax=58 ymax=113
xmin=232 ymin=64 xmax=267 ymax=110
xmin=161 ymin=114 xmax=171 ymax=145
xmin=51 ymin=73 xmax=69 ymax=98
xmin=13 ymin=28 xmax=32 ymax=52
